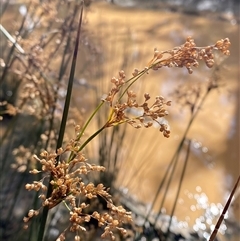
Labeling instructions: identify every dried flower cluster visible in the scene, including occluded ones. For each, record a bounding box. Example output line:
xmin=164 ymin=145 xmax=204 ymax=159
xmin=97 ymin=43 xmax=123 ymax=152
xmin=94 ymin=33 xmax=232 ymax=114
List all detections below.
xmin=149 ymin=37 xmax=230 ymax=74
xmin=104 ymin=71 xmax=171 ymax=137
xmin=21 ymin=36 xmax=231 ymax=240
xmin=24 ymin=135 xmax=132 ymax=240
xmin=170 ymin=39 xmax=229 ymax=114
xmin=67 ymin=202 xmax=132 ymax=240
xmin=11 ymin=145 xmax=34 ymax=172
xmin=103 ymin=37 xmax=230 ymax=138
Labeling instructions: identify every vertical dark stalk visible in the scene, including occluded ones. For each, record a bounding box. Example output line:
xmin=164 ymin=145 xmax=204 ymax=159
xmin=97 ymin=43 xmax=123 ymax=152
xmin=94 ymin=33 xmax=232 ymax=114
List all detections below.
xmin=209 ymin=175 xmax=240 ymax=241
xmin=143 ymin=87 xmax=212 ymax=228
xmin=55 ymin=5 xmax=84 ymax=154
xmin=45 ymin=4 xmax=81 ymax=151
xmin=37 ymin=3 xmax=84 ymax=241
xmin=165 ymin=139 xmax=191 ymax=239
xmin=153 ymin=152 xmax=179 ymax=226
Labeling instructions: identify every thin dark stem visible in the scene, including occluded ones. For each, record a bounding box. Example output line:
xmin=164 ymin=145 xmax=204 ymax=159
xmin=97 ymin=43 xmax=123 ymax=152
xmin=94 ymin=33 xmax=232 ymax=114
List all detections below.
xmin=55 ymin=6 xmax=83 ymax=153
xmin=143 ymin=87 xmax=212 ymax=226
xmin=153 ymin=152 xmax=179 ymax=226
xmin=37 ymin=3 xmax=84 ymax=241
xmin=45 ymin=6 xmax=80 ymax=150
xmin=209 ymin=175 xmax=240 ymax=241
xmin=69 ymin=124 xmax=107 ymax=163
xmin=165 ymin=139 xmax=191 ymax=239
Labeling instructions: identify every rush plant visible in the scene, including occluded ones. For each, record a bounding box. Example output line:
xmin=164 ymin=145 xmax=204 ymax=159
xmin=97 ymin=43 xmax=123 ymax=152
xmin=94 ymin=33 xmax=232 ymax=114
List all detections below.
xmin=0 ymin=1 xmax=236 ymax=241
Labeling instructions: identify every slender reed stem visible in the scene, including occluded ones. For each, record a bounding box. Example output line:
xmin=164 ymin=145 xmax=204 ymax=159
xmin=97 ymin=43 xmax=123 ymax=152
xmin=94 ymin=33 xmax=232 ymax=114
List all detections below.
xmin=45 ymin=6 xmax=80 ymax=150
xmin=154 ymin=153 xmax=179 ymax=226
xmin=165 ymin=139 xmax=191 ymax=239
xmin=209 ymin=175 xmax=240 ymax=241
xmin=118 ymin=69 xmax=147 ymax=101
xmin=37 ymin=4 xmax=84 ymax=241
xmin=143 ymin=87 xmax=212 ymax=226
xmin=79 ymin=124 xmax=107 ymax=153
xmin=76 ymin=101 xmax=105 ymax=142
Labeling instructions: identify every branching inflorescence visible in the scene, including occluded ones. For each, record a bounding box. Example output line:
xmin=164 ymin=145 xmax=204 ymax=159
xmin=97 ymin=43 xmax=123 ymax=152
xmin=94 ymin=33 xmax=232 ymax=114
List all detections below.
xmin=24 ymin=137 xmax=132 ymax=240
xmin=24 ymin=37 xmax=231 ymax=240
xmin=103 ymin=37 xmax=230 ymax=137
xmin=104 ymin=70 xmax=171 ymax=137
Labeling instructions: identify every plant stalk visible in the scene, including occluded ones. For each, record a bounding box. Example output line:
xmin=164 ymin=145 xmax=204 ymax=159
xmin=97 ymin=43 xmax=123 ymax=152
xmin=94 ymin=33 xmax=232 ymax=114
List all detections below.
xmin=37 ymin=3 xmax=84 ymax=241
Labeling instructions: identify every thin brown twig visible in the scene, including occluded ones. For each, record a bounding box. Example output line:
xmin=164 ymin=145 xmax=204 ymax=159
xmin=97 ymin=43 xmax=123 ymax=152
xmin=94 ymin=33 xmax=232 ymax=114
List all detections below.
xmin=209 ymin=175 xmax=240 ymax=241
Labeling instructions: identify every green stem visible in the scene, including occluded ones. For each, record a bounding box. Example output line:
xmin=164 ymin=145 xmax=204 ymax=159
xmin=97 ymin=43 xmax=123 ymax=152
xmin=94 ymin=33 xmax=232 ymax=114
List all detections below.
xmin=118 ymin=69 xmax=148 ymax=102
xmin=77 ymin=101 xmax=104 ymax=142
xmin=117 ymin=59 xmax=160 ymax=103
xmin=69 ymin=57 xmax=156 ymax=162
xmin=79 ymin=125 xmax=106 ymax=152
xmin=37 ymin=3 xmax=84 ymax=241
xmin=68 ymin=124 xmax=106 ymax=162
